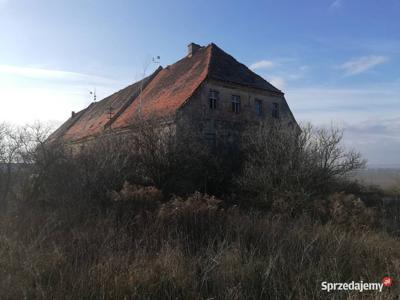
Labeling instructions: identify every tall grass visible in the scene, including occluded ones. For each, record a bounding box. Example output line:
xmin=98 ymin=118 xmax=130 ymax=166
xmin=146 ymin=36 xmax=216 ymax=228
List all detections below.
xmin=0 ymin=191 xmax=399 ymax=299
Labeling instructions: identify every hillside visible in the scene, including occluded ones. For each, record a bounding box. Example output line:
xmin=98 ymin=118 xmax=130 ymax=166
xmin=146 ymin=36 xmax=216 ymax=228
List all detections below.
xmin=352 ymin=168 xmax=400 ymax=189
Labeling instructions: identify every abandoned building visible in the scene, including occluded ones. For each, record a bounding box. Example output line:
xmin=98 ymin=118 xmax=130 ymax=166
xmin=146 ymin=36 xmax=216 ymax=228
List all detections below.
xmin=50 ymin=42 xmax=297 ymax=148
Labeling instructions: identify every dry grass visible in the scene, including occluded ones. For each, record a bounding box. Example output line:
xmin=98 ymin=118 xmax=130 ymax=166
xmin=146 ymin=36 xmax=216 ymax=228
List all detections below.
xmin=0 ymin=191 xmax=399 ymax=299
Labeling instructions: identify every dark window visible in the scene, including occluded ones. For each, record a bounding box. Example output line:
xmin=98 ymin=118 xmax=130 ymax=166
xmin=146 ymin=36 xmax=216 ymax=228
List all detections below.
xmin=209 ymin=90 xmax=218 ymax=109
xmin=272 ymin=102 xmax=279 ymax=119
xmin=255 ymin=99 xmax=263 ymax=116
xmin=231 ymin=95 xmax=241 ymax=113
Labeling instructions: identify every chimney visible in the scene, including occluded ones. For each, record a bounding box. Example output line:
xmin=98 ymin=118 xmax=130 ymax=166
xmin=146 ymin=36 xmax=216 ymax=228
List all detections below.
xmin=71 ymin=111 xmax=76 ymax=118
xmin=187 ymin=42 xmax=201 ymax=57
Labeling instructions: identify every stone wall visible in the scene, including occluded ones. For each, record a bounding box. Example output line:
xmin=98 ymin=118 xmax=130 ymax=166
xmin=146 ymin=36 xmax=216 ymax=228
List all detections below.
xmin=178 ymin=78 xmax=297 ymax=145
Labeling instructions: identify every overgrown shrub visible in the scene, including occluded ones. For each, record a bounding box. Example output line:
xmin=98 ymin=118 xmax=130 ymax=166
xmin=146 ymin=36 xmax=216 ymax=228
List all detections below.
xmin=239 ymin=121 xmax=366 ymax=206
xmin=267 ymin=191 xmax=379 ymax=230
xmin=157 ymin=192 xmax=227 ymax=247
xmin=270 ymin=191 xmax=312 ymax=217
xmin=110 ymin=182 xmax=163 ymax=207
xmin=327 ymin=192 xmax=380 ymax=229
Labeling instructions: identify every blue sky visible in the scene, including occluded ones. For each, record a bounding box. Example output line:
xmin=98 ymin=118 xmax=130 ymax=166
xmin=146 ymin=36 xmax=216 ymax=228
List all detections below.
xmin=0 ymin=0 xmax=399 ymax=166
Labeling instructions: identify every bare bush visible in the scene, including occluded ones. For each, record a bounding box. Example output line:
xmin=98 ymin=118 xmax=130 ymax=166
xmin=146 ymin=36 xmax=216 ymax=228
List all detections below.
xmin=388 ymin=175 xmax=400 ymax=196
xmin=158 ymin=192 xmax=223 ymax=221
xmin=124 ymin=117 xmax=213 ymax=195
xmin=239 ymin=121 xmax=366 ymax=206
xmin=327 ymin=192 xmax=379 ymax=229
xmin=19 ymin=116 xmax=234 ymax=216
xmin=111 ymin=182 xmax=163 ymax=205
xmin=124 ymin=116 xmax=238 ymax=196
xmin=158 ymin=192 xmax=226 ymax=247
xmin=0 ymin=122 xmax=53 ymax=212
xmin=0 ymin=123 xmax=25 ymax=211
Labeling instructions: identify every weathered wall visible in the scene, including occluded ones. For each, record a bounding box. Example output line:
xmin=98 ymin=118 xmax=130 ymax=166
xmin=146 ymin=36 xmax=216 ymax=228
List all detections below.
xmin=66 ymin=118 xmax=177 ymax=155
xmin=66 ymin=78 xmax=297 ymax=150
xmin=178 ymin=78 xmax=297 ymax=145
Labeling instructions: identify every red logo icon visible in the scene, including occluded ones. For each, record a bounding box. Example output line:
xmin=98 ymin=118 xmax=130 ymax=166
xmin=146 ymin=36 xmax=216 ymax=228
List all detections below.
xmin=382 ymin=276 xmax=393 ymax=287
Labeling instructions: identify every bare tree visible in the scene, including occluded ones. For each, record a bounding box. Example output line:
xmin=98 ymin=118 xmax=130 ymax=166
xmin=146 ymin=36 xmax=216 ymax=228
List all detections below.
xmin=0 ymin=123 xmax=22 ymax=211
xmin=239 ymin=121 xmax=366 ymax=203
xmin=0 ymin=122 xmax=54 ymax=211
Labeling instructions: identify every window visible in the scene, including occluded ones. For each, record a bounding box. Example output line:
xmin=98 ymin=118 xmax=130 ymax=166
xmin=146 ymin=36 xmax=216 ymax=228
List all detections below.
xmin=209 ymin=90 xmax=218 ymax=109
xmin=272 ymin=102 xmax=279 ymax=119
xmin=255 ymin=99 xmax=263 ymax=116
xmin=231 ymin=95 xmax=241 ymax=113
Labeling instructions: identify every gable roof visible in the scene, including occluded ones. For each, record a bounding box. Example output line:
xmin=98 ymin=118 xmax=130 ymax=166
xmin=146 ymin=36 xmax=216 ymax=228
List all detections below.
xmin=53 ymin=43 xmax=282 ymax=142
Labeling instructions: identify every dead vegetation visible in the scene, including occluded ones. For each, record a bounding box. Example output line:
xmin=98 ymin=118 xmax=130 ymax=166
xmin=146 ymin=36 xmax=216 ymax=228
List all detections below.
xmin=0 ymin=120 xmax=399 ymax=299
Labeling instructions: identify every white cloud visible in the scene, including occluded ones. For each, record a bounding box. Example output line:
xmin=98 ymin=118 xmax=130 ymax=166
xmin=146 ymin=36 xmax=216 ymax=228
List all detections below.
xmin=254 ymin=60 xmax=309 ymax=88
xmin=0 ymin=65 xmax=85 ymax=80
xmin=287 ymin=85 xmax=399 ymax=123
xmin=345 ymin=117 xmax=400 ymax=140
xmin=249 ymin=60 xmax=276 ymax=70
xmin=344 ymin=117 xmax=400 ymax=165
xmin=339 ymin=55 xmax=388 ymax=75
xmin=285 ymin=83 xmax=400 ymax=164
xmin=269 ymin=76 xmax=285 ymax=89
xmin=0 ymin=65 xmax=118 ymax=85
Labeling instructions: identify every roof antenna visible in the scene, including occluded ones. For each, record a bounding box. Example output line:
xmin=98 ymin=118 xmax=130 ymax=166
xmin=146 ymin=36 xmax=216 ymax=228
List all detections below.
xmin=138 ymin=56 xmax=161 ymax=116
xmin=152 ymin=56 xmax=160 ymax=65
xmin=90 ymin=88 xmax=97 ymax=103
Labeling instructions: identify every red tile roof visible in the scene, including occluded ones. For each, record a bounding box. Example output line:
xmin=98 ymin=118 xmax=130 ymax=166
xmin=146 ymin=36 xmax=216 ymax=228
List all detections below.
xmin=49 ymin=69 xmax=160 ymax=142
xmin=53 ymin=43 xmax=282 ymax=142
xmin=112 ymin=44 xmax=211 ymax=128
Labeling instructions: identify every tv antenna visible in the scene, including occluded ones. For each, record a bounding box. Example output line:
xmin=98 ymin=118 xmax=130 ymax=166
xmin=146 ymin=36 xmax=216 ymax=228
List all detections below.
xmin=89 ymin=88 xmax=97 ymax=103
xmin=137 ymin=55 xmax=161 ymax=116
xmin=152 ymin=56 xmax=160 ymax=65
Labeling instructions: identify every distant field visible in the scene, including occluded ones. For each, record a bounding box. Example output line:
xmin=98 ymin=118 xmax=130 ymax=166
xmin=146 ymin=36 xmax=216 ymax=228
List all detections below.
xmin=351 ymin=168 xmax=400 ymax=189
